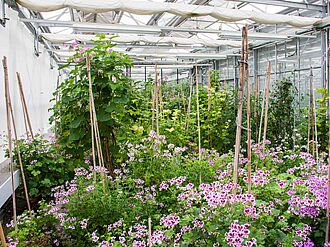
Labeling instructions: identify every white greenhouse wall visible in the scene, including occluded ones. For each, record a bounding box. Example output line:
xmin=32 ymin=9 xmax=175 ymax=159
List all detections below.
xmin=0 ymin=6 xmax=58 ymax=162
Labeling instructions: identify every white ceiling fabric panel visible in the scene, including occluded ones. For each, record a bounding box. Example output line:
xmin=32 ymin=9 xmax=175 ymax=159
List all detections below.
xmin=17 ymin=0 xmax=321 ymax=27
xmin=41 ymin=33 xmax=243 ymax=47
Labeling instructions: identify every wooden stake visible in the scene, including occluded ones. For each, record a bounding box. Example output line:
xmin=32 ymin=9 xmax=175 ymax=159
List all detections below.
xmin=255 ymin=77 xmax=260 ymax=142
xmin=307 ymin=70 xmax=311 ymax=153
xmin=0 ymin=222 xmax=6 ymax=247
xmin=3 ymin=56 xmax=17 ymax=230
xmin=181 ymin=83 xmax=186 ymax=115
xmin=87 ymin=55 xmax=105 ymax=182
xmin=151 ymin=78 xmax=155 ymax=131
xmin=263 ymin=61 xmax=271 ymax=145
xmin=311 ymin=80 xmax=315 ymax=156
xmin=258 ymin=80 xmax=266 ymax=146
xmin=326 ymin=160 xmax=330 ymax=245
xmin=7 ymin=88 xmax=32 ymax=217
xmin=207 ymin=69 xmax=211 ymax=146
xmin=196 ymin=66 xmax=202 ymax=183
xmin=16 ymin=72 xmax=34 ymax=139
xmin=148 ymin=217 xmax=152 ymax=247
xmin=233 ymin=27 xmax=247 ymax=186
xmin=244 ymin=27 xmax=252 ymax=194
xmin=155 ymin=65 xmax=159 ymax=134
xmin=311 ymin=70 xmax=319 ymax=161
xmin=207 ymin=70 xmax=211 ymax=112
xmin=185 ymin=74 xmax=193 ymax=131
xmin=87 ymin=55 xmax=97 ymax=179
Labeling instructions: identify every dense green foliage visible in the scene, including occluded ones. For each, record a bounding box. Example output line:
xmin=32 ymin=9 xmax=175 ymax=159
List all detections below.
xmin=268 ymin=77 xmax=296 ymax=148
xmin=50 ymin=35 xmax=139 ymax=170
xmin=11 ymin=135 xmax=81 ymax=199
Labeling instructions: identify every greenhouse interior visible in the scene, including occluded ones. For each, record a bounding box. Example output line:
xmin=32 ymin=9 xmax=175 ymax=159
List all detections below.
xmin=1 ymin=0 xmax=330 ymax=246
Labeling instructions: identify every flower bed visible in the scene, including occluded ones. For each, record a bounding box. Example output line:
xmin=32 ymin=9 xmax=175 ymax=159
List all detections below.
xmin=4 ymin=132 xmax=330 ymax=246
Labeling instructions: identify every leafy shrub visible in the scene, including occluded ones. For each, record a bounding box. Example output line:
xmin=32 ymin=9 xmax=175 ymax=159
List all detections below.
xmin=50 ymin=35 xmax=140 ymax=170
xmin=11 ymin=134 xmax=81 ymax=199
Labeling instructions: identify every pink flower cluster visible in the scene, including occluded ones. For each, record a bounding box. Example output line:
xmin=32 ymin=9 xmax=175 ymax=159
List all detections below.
xmin=160 ymin=213 xmax=180 ymax=228
xmin=225 ymin=220 xmax=256 ymax=247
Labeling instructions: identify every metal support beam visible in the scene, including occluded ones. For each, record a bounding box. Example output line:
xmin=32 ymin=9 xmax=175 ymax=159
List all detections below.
xmin=0 ymin=0 xmax=8 ymax=27
xmin=227 ymin=0 xmax=325 ymax=11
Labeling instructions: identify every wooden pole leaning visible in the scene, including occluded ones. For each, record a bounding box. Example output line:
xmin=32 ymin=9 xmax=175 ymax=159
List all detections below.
xmin=195 ymin=66 xmax=202 ymax=184
xmin=233 ymin=27 xmax=247 ymax=186
xmin=244 ymin=27 xmax=252 ymax=194
xmin=262 ymin=61 xmax=271 ymax=145
xmin=7 ymin=83 xmax=32 ymax=217
xmin=0 ymin=222 xmax=7 ymax=247
xmin=16 ymin=72 xmax=34 ymax=139
xmin=2 ymin=56 xmax=17 ymax=230
xmin=87 ymin=55 xmax=97 ymax=179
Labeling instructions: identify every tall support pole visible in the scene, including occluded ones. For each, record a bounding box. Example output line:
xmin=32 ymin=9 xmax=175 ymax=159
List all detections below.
xmin=253 ymin=49 xmax=258 ymax=91
xmin=196 ymin=66 xmax=202 ymax=184
xmin=87 ymin=55 xmax=96 ymax=175
xmin=16 ymin=72 xmax=34 ymax=139
xmin=307 ymin=68 xmax=312 ymax=153
xmin=263 ymin=62 xmax=271 ymax=145
xmin=258 ymin=78 xmax=266 ymax=146
xmin=233 ymin=26 xmax=247 ymax=186
xmin=297 ymin=37 xmax=301 ymax=116
xmin=312 ymin=72 xmax=319 ymax=162
xmin=186 ymin=71 xmax=193 ymax=131
xmin=155 ymin=65 xmax=159 ymax=134
xmin=8 ymin=87 xmax=32 ymax=217
xmin=274 ymin=24 xmax=278 ymax=82
xmin=2 ymin=56 xmax=17 ymax=230
xmin=245 ymin=29 xmax=252 ymax=194
xmin=0 ymin=222 xmax=6 ymax=247
xmin=325 ymin=2 xmax=330 ymax=245
xmin=255 ymin=76 xmax=260 ymax=141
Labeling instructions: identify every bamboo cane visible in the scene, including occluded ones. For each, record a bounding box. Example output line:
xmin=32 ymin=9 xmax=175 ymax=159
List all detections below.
xmin=181 ymin=83 xmax=186 ymax=115
xmin=195 ymin=66 xmax=202 ymax=184
xmin=258 ymin=81 xmax=266 ymax=146
xmin=16 ymin=72 xmax=34 ymax=139
xmin=207 ymin=70 xmax=211 ymax=112
xmin=207 ymin=69 xmax=211 ymax=146
xmin=155 ymin=65 xmax=159 ymax=134
xmin=263 ymin=61 xmax=271 ymax=145
xmin=325 ymin=47 xmax=330 ymax=246
xmin=8 ymin=91 xmax=32 ymax=217
xmin=148 ymin=217 xmax=152 ymax=247
xmin=87 ymin=55 xmax=97 ymax=179
xmin=255 ymin=77 xmax=260 ymax=141
xmin=307 ymin=69 xmax=311 ymax=153
xmin=151 ymin=79 xmax=155 ymax=131
xmin=87 ymin=56 xmax=105 ymax=170
xmin=185 ymin=74 xmax=193 ymax=131
xmin=233 ymin=27 xmax=247 ymax=186
xmin=3 ymin=56 xmax=17 ymax=231
xmin=244 ymin=27 xmax=252 ymax=194
xmin=0 ymin=222 xmax=6 ymax=247
xmin=311 ymin=85 xmax=315 ymax=156
xmin=311 ymin=71 xmax=319 ymax=161
xmin=326 ymin=160 xmax=330 ymax=245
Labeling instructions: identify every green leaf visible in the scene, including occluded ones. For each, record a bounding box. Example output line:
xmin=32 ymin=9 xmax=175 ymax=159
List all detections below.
xmin=31 ymin=170 xmax=41 ymax=176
